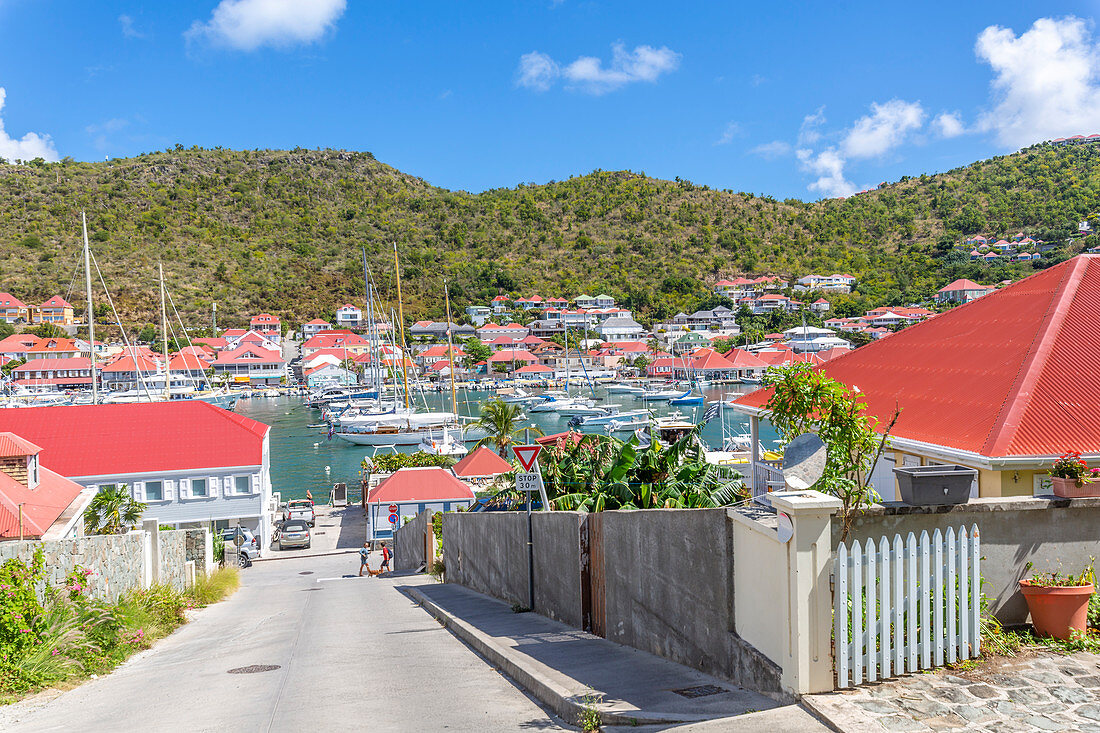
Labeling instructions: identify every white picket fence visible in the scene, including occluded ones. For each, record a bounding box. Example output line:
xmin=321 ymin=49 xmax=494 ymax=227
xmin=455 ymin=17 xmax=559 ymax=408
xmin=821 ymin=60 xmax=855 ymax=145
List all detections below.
xmin=834 ymin=525 xmax=980 ymax=688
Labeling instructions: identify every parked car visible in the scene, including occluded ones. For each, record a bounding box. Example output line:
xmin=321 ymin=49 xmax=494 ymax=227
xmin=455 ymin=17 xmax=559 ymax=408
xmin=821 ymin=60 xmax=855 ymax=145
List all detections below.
xmin=220 ymin=526 xmax=259 ymax=562
xmin=283 ymin=499 xmax=315 ymax=526
xmin=276 ymin=520 xmax=311 ymax=550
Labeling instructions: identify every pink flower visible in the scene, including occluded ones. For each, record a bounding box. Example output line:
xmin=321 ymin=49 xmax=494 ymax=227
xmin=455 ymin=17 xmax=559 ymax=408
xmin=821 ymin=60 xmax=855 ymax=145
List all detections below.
xmin=51 ymin=649 xmax=58 ymax=656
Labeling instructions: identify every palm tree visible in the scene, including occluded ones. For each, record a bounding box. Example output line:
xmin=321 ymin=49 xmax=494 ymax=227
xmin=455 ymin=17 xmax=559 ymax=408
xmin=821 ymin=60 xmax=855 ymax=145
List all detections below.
xmin=84 ymin=484 xmax=146 ymax=535
xmin=466 ymin=399 xmax=542 ymax=457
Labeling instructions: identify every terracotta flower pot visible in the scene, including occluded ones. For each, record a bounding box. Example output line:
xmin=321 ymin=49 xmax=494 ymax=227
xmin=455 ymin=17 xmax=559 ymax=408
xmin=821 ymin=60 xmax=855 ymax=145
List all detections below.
xmin=1050 ymin=476 xmax=1100 ymax=498
xmin=1019 ymin=580 xmax=1094 ymax=640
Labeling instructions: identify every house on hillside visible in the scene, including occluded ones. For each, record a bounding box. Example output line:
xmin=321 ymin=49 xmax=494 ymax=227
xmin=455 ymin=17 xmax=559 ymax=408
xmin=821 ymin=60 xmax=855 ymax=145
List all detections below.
xmin=37 ymin=296 xmax=75 ymax=325
xmin=465 ymin=305 xmax=491 ymax=326
xmin=794 ymin=274 xmax=857 ymax=293
xmin=0 ymin=433 xmax=96 ymax=540
xmin=937 ymin=278 xmax=994 ymax=304
xmin=12 ymin=358 xmax=96 ymax=391
xmin=595 ymin=316 xmax=645 ymax=341
xmin=0 ymin=403 xmax=275 ymax=544
xmin=732 ymin=255 xmax=1100 ymax=500
xmin=301 ymin=319 xmax=332 ymax=340
xmin=100 ymin=350 xmax=161 ymax=391
xmin=249 ymin=313 xmax=281 ymax=343
xmin=0 ymin=294 xmax=28 ymax=323
xmin=335 ymin=304 xmax=363 ymax=329
xmin=477 ymin=322 xmax=529 ymax=341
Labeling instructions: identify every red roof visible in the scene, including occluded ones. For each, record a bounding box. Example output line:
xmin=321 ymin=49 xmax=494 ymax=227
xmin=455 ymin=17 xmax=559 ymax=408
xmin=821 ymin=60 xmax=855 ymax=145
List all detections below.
xmin=40 ymin=295 xmax=72 ymax=308
xmin=537 ymin=431 xmax=583 ymax=448
xmin=516 ymin=363 xmax=552 ymax=373
xmin=13 ymin=357 xmax=92 ymax=373
xmin=213 ymin=345 xmax=285 ymax=365
xmin=736 ymin=256 xmax=1100 ymax=458
xmin=723 ymin=349 xmax=767 ymax=369
xmin=168 ymin=352 xmax=211 ymax=371
xmin=452 ymin=446 xmax=513 ymax=478
xmin=192 ymin=337 xmax=228 ymax=350
xmin=487 ymin=349 xmax=537 ymax=363
xmin=692 ymin=351 xmax=735 ymax=371
xmin=0 ymin=462 xmax=86 ymax=539
xmin=101 ymin=352 xmax=161 ymax=373
xmin=366 ymin=467 xmax=475 ymax=503
xmin=0 ymin=402 xmax=269 ymax=476
xmin=938 ymin=278 xmax=991 ymax=293
xmin=250 ymin=313 xmax=280 ymax=324
xmin=0 ymin=334 xmax=40 ymax=353
xmin=0 ymin=293 xmax=26 ymax=308
xmin=304 ymin=318 xmax=331 ymax=326
xmin=0 ymin=432 xmax=41 ymax=457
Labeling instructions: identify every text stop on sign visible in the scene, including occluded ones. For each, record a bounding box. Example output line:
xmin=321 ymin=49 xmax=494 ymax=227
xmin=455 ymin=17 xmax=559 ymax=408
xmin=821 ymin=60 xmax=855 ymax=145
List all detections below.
xmin=515 ymin=472 xmax=539 ymax=492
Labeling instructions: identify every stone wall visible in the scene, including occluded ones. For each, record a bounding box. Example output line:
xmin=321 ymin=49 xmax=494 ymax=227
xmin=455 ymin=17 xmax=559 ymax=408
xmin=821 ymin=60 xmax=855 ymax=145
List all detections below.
xmin=0 ymin=532 xmax=147 ymax=602
xmin=838 ymin=495 xmax=1100 ymax=625
xmin=183 ymin=528 xmax=212 ymax=574
xmin=159 ymin=530 xmax=188 ymax=590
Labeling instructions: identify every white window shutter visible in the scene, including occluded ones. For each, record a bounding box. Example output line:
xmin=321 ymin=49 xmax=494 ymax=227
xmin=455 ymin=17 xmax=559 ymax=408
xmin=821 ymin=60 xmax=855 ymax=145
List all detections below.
xmin=133 ymin=482 xmax=144 ymax=502
xmin=179 ymin=479 xmax=190 ymax=499
xmin=251 ymin=474 xmax=260 ymax=494
xmin=164 ymin=479 xmax=174 ymax=501
xmin=209 ymin=477 xmax=219 ymax=498
xmin=224 ymin=476 xmax=233 ymax=495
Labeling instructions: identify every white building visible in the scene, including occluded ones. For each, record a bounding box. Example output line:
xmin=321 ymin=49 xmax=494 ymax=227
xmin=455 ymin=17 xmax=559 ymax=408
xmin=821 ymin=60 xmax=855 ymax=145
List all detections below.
xmin=335 ymin=304 xmax=364 ymax=329
xmin=794 ymin=274 xmax=857 ymax=293
xmin=0 ymin=402 xmax=277 ymax=551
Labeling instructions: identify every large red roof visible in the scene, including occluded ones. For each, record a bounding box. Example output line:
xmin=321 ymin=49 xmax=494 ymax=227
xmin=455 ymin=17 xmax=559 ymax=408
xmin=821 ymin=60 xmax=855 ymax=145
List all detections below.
xmin=452 ymin=446 xmax=513 ymax=478
xmin=367 ymin=467 xmax=475 ymax=503
xmin=0 ymin=402 xmax=269 ymax=477
xmin=735 ymin=256 xmax=1100 ymax=458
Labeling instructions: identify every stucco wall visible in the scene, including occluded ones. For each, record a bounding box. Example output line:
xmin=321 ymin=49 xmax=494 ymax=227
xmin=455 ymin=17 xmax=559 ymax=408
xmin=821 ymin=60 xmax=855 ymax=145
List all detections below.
xmin=839 ymin=495 xmax=1100 ymax=625
xmin=394 ymin=510 xmax=435 ymax=572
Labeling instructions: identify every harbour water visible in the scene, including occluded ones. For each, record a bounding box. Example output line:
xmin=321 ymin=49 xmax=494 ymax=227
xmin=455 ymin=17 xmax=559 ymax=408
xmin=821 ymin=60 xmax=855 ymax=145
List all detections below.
xmin=234 ymin=386 xmax=781 ymax=502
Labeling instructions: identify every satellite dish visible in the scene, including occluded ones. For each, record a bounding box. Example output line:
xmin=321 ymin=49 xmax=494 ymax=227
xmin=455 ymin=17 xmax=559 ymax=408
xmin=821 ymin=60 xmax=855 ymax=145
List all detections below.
xmin=782 ymin=433 xmax=827 ymax=491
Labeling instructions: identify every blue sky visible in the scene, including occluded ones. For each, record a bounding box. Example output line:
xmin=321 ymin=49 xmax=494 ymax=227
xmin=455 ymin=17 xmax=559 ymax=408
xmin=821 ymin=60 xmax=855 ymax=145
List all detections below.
xmin=2 ymin=1 xmax=1100 ymax=199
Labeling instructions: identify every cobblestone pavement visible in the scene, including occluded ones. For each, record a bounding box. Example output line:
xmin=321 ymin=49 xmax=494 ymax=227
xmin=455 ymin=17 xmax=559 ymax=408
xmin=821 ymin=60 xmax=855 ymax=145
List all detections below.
xmin=804 ymin=652 xmax=1100 ymax=732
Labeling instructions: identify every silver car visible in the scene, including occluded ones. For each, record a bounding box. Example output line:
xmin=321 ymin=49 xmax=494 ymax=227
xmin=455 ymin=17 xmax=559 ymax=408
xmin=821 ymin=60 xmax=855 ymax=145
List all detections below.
xmin=277 ymin=520 xmax=311 ymax=550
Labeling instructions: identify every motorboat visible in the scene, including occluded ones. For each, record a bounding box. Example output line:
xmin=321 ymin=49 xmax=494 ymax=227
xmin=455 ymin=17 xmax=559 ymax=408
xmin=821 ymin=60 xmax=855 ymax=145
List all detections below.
xmin=527 ymin=396 xmax=594 ymax=413
xmin=416 ymin=427 xmax=469 ymax=457
xmin=555 ymin=402 xmax=614 ymax=417
xmin=574 ymin=409 xmax=650 ymax=431
xmin=604 ymin=383 xmax=646 ymax=395
xmin=640 ymin=388 xmax=685 ymax=402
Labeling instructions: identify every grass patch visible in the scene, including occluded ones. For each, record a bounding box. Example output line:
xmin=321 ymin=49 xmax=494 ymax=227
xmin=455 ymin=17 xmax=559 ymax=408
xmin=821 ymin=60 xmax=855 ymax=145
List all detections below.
xmin=189 ymin=567 xmax=240 ymax=606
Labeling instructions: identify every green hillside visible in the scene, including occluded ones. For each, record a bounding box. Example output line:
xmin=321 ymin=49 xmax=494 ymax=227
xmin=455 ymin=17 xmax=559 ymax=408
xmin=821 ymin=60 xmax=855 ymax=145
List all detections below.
xmin=0 ymin=143 xmax=1097 ymax=330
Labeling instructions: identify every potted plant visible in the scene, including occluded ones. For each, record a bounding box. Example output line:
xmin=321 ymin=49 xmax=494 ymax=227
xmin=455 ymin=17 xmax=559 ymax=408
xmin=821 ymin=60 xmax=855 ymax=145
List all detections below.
xmin=1019 ymin=563 xmax=1095 ymax=640
xmin=1049 ymin=451 xmax=1100 ymax=498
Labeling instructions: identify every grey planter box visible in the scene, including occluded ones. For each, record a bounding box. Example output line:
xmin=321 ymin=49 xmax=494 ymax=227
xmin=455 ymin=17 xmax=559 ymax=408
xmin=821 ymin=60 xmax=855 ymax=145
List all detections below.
xmin=893 ymin=465 xmax=976 ymax=506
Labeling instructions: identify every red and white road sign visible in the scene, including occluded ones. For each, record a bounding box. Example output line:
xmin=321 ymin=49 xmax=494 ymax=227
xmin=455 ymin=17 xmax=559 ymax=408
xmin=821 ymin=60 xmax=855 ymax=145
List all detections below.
xmin=512 ymin=444 xmax=542 ymax=472
xmin=388 ymin=503 xmax=398 ymax=513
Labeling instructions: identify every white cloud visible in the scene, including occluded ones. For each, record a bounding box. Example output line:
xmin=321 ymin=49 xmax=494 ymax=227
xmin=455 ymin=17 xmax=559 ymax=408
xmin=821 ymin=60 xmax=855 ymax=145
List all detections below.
xmin=119 ymin=14 xmax=143 ymax=39
xmin=932 ymin=111 xmax=966 ymax=138
xmin=749 ymin=140 xmax=792 ymax=159
xmin=186 ymin=0 xmax=346 ymax=51
xmin=518 ymin=43 xmax=680 ymax=95
xmin=714 ymin=121 xmax=742 ymax=145
xmin=516 ymin=51 xmax=560 ymax=91
xmin=797 ymin=107 xmax=826 ymax=146
xmin=975 ymin=16 xmax=1100 ymax=147
xmin=797 ymin=147 xmax=855 ymax=198
xmin=0 ymin=88 xmax=58 ymax=163
xmin=841 ymin=99 xmax=925 ymax=158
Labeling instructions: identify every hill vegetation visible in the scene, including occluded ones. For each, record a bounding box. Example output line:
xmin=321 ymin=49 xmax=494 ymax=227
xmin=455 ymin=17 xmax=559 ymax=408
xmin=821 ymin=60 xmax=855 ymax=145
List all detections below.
xmin=0 ymin=143 xmax=1097 ymax=331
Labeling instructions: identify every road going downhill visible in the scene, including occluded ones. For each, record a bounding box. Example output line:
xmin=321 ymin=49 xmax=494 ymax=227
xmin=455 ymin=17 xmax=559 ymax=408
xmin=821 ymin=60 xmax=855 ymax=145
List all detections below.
xmin=4 ymin=554 xmax=571 ymax=732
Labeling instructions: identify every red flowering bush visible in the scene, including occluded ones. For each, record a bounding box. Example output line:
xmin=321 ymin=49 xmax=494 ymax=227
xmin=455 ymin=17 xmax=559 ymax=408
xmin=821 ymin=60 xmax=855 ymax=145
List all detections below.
xmin=1051 ymin=451 xmax=1097 ymax=487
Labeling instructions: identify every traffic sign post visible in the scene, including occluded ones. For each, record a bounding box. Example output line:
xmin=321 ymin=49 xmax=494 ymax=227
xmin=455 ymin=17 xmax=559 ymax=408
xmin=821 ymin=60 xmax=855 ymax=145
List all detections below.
xmin=515 ymin=442 xmax=544 ymax=612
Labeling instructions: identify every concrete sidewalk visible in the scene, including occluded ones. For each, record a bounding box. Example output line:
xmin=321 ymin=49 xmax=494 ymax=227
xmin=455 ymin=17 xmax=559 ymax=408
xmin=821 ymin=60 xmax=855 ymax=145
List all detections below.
xmin=399 ymin=577 xmax=830 ymax=731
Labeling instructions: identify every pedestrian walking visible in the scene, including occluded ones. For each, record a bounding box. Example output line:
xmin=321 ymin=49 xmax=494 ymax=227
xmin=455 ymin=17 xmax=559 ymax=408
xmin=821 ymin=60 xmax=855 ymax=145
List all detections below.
xmin=380 ymin=542 xmax=391 ymax=573
xmin=359 ymin=541 xmax=371 ymax=577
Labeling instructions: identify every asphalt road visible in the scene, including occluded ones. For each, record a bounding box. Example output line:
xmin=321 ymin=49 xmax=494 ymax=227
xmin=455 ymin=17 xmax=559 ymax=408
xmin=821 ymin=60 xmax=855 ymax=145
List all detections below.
xmin=5 ymin=554 xmax=572 ymax=732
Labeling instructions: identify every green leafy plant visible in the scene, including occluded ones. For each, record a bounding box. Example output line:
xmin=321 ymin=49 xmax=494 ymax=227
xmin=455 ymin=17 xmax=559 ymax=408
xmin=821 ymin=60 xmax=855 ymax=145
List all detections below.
xmin=763 ymin=363 xmax=900 ymax=541
xmin=363 ymin=452 xmax=454 ymax=473
xmin=1022 ymin=560 xmax=1096 ymax=588
xmin=1050 ymin=451 xmax=1098 ymax=487
xmin=577 ymin=691 xmax=603 ymax=732
xmin=83 ymin=485 xmax=146 ymax=535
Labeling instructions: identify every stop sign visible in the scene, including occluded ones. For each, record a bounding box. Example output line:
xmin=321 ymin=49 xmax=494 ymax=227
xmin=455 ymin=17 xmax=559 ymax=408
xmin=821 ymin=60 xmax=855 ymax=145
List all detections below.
xmin=388 ymin=503 xmax=398 ymax=513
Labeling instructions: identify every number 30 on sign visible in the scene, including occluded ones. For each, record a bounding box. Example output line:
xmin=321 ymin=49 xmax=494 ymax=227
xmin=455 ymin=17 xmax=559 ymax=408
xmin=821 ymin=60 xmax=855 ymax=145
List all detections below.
xmin=515 ymin=472 xmax=539 ymax=492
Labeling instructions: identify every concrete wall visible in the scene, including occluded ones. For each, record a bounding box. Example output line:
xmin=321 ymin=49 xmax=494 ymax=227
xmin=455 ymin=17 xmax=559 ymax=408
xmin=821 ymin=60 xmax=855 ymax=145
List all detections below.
xmin=442 ymin=511 xmax=587 ymax=628
xmin=839 ymin=495 xmax=1100 ymax=625
xmin=731 ymin=508 xmax=788 ymax=671
xmin=394 ymin=510 xmax=436 ymax=572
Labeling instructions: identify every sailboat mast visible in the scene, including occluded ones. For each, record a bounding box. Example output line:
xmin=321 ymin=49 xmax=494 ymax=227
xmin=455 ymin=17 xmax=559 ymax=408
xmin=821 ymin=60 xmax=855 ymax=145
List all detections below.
xmin=81 ymin=213 xmax=98 ymax=404
xmin=444 ymin=279 xmax=458 ymax=416
xmin=392 ymin=242 xmax=410 ymax=410
xmin=563 ymin=318 xmax=570 ymax=393
xmin=159 ymin=263 xmax=170 ymax=402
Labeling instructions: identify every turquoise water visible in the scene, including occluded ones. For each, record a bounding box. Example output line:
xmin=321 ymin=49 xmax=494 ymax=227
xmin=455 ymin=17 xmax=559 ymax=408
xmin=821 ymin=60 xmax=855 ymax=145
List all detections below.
xmin=234 ymin=387 xmax=780 ymax=502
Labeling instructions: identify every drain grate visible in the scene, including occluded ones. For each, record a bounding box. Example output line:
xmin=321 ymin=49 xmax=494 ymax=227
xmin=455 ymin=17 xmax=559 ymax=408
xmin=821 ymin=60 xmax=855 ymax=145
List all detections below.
xmin=302 ymin=588 xmax=323 ymax=591
xmin=671 ymin=684 xmax=728 ymax=699
xmin=228 ymin=664 xmax=281 ymax=674
xmin=299 ymin=571 xmax=314 ymax=575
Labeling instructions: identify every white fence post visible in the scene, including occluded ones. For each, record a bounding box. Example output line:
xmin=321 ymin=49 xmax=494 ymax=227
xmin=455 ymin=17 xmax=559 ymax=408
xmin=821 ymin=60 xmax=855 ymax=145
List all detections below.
xmin=834 ymin=524 xmax=980 ymax=689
